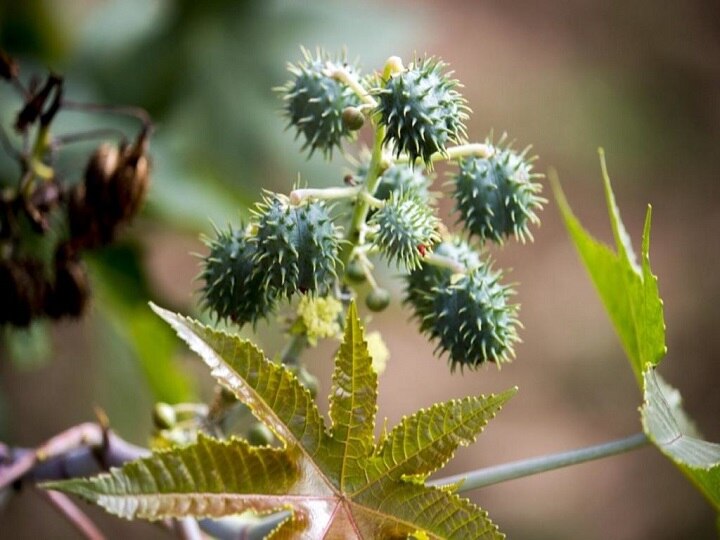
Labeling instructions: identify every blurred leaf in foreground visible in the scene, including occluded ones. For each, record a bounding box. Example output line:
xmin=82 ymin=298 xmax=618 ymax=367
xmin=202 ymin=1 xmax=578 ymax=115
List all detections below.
xmin=553 ymin=151 xmax=720 ymax=513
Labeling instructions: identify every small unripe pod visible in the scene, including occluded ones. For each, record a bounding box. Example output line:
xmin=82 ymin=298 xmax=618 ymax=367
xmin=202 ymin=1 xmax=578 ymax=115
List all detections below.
xmin=345 ymin=259 xmax=367 ymax=283
xmin=296 ymin=366 xmax=319 ymax=398
xmin=342 ymin=106 xmax=365 ymax=131
xmin=247 ymin=422 xmax=274 ymax=446
xmin=152 ymin=403 xmax=177 ymax=430
xmin=366 ymin=288 xmax=391 ymax=312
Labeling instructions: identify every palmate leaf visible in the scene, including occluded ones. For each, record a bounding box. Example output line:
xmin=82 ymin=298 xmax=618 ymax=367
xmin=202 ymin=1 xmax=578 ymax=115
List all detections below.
xmin=552 ymin=151 xmax=720 ymax=513
xmin=46 ymin=302 xmax=514 ymax=539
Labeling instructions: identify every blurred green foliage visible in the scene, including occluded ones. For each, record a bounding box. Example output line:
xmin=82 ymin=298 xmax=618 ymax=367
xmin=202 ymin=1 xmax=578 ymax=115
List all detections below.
xmin=0 ymin=0 xmax=418 ymax=409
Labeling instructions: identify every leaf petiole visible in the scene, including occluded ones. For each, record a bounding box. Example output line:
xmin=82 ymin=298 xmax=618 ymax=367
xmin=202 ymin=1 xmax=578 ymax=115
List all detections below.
xmin=430 ymin=432 xmax=649 ymax=493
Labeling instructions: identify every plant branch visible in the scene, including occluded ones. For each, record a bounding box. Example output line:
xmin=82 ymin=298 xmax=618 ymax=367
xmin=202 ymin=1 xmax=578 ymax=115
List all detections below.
xmin=429 ymin=432 xmax=649 ymax=493
xmin=1 ymin=423 xmax=287 ymax=538
xmin=289 ymin=186 xmax=361 ymax=205
xmin=36 ymin=488 xmax=106 ymax=540
xmin=424 ymin=252 xmax=465 ymax=274
xmin=394 ymin=143 xmax=495 ymax=165
xmin=329 ymin=65 xmax=376 ymax=107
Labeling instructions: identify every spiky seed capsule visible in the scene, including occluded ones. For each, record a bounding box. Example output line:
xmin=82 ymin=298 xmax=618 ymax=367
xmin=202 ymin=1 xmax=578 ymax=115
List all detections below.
xmin=356 ymin=160 xmax=432 ymax=203
xmin=421 ymin=264 xmax=520 ymax=370
xmin=280 ymin=49 xmax=361 ymax=158
xmin=376 ymin=56 xmax=468 ymax=166
xmin=453 ymin=143 xmax=545 ymax=243
xmin=366 ymin=287 xmax=391 ymax=312
xmin=252 ymin=195 xmax=340 ymax=296
xmin=369 ymin=191 xmax=440 ymax=270
xmin=199 ymin=224 xmax=277 ymax=327
xmin=403 ymin=236 xmax=481 ymax=321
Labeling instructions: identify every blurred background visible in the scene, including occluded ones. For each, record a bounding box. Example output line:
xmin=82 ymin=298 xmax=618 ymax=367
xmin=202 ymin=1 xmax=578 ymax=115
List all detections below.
xmin=1 ymin=0 xmax=719 ymax=538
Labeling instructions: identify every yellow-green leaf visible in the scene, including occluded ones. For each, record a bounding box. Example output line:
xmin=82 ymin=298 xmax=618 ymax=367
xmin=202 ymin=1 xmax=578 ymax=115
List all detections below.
xmin=48 ymin=303 xmax=514 ymax=538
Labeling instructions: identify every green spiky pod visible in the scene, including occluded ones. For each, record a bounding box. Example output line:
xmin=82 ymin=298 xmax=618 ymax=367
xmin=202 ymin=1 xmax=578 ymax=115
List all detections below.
xmin=453 ymin=143 xmax=545 ymax=243
xmin=199 ymin=224 xmax=277 ymax=327
xmin=369 ymin=191 xmax=440 ymax=270
xmin=356 ymin=160 xmax=433 ymax=202
xmin=403 ymin=236 xmax=481 ymax=320
xmin=279 ymin=48 xmax=361 ymax=158
xmin=421 ymin=264 xmax=520 ymax=370
xmin=375 ymin=57 xmax=468 ymax=166
xmin=252 ymin=194 xmax=341 ymax=296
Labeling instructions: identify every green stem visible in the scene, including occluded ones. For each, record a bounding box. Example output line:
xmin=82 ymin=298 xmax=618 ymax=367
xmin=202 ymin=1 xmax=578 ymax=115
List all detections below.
xmin=338 ymin=57 xmax=402 ymax=271
xmin=424 ymin=252 xmax=465 ymax=274
xmin=290 ymin=186 xmax=361 ymax=205
xmin=394 ymin=143 xmax=495 ymax=165
xmin=330 ymin=65 xmax=377 ymax=107
xmin=280 ymin=332 xmax=307 ymax=367
xmin=430 ymin=432 xmax=649 ymax=493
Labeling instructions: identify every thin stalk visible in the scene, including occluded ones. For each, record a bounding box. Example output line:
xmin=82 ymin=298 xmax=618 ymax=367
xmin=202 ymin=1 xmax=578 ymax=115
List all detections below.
xmin=429 ymin=432 xmax=649 ymax=493
xmin=424 ymin=252 xmax=465 ymax=274
xmin=330 ymin=65 xmax=377 ymax=107
xmin=394 ymin=143 xmax=495 ymax=165
xmin=290 ymin=186 xmax=361 ymax=205
xmin=280 ymin=332 xmax=307 ymax=367
xmin=38 ymin=489 xmax=106 ymax=540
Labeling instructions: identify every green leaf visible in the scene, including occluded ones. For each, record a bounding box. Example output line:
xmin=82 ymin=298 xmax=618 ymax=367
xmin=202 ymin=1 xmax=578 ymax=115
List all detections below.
xmin=641 ymin=370 xmax=720 ymax=511
xmin=551 ymin=150 xmax=666 ymax=384
xmin=48 ymin=302 xmax=514 ymax=538
xmin=328 ymin=301 xmax=378 ymax=492
xmin=554 ymin=152 xmax=720 ymax=514
xmin=365 ymin=393 xmax=515 ymax=487
xmin=44 ymin=434 xmax=300 ymax=520
xmin=88 ymin=245 xmax=194 ymax=403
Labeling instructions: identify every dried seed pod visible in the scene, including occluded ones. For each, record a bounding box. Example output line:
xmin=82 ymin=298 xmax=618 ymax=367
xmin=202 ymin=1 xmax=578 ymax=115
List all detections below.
xmin=84 ymin=143 xmax=120 ymax=210
xmin=0 ymin=258 xmax=47 ymax=327
xmin=112 ymin=134 xmax=150 ymax=223
xmin=45 ymin=245 xmax=90 ymax=319
xmin=67 ymin=183 xmax=113 ymax=249
xmin=24 ymin=180 xmax=61 ymax=233
xmin=0 ymin=49 xmax=19 ymax=81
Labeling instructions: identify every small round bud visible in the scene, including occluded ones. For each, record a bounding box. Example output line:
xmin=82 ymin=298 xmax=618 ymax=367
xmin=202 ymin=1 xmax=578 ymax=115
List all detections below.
xmin=152 ymin=403 xmax=177 ymax=430
xmin=366 ymin=288 xmax=391 ymax=312
xmin=247 ymin=422 xmax=274 ymax=446
xmin=342 ymin=106 xmax=365 ymax=131
xmin=345 ymin=259 xmax=367 ymax=283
